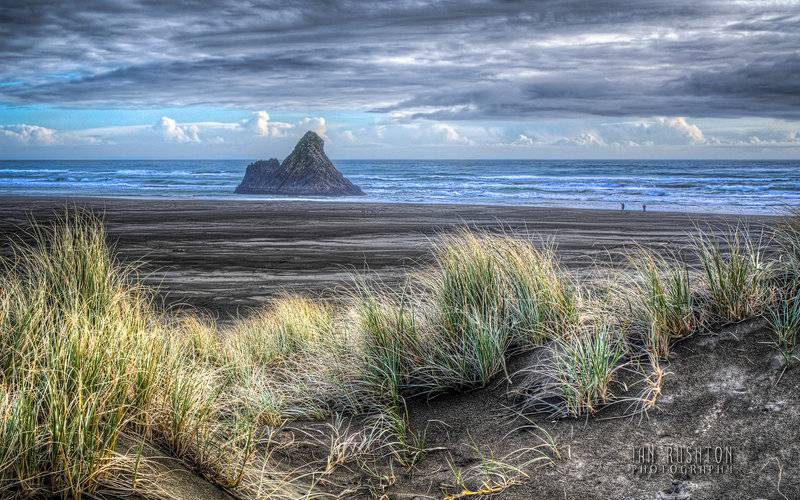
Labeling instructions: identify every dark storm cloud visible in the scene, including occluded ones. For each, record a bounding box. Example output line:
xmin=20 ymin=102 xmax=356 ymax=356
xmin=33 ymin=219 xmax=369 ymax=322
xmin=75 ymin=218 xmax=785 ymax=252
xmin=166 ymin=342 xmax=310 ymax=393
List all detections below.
xmin=0 ymin=1 xmax=798 ymax=119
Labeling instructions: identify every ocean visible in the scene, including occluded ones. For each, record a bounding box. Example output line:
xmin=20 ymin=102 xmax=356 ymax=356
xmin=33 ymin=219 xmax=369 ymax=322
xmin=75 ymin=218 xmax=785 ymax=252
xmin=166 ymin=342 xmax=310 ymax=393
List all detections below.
xmin=1 ymin=159 xmax=798 ymax=215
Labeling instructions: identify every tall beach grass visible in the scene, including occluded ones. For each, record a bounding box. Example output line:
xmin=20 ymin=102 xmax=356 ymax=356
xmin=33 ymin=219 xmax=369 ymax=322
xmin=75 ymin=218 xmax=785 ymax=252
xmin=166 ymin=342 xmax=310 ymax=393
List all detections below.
xmin=419 ymin=231 xmax=579 ymax=391
xmin=625 ymin=249 xmax=698 ymax=358
xmin=695 ymin=226 xmax=772 ymax=323
xmin=0 ymin=213 xmax=280 ymax=497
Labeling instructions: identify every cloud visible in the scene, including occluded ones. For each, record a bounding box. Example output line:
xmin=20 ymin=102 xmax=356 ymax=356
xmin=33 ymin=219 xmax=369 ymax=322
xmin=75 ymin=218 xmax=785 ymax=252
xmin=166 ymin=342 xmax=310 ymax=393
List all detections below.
xmin=0 ymin=1 xmax=798 ymax=121
xmin=533 ymin=117 xmax=709 ymax=148
xmin=340 ymin=120 xmax=488 ymax=149
xmin=432 ymin=123 xmax=473 ymax=144
xmin=360 ymin=116 xmax=710 ymax=149
xmin=0 ymin=112 xmax=341 ymax=154
xmin=0 ymin=124 xmax=59 ymax=145
xmin=511 ymin=134 xmax=538 ymax=146
xmin=703 ymin=127 xmax=800 ymax=147
xmin=657 ymin=117 xmax=705 ymax=143
xmin=238 ymin=111 xmax=325 ymax=138
xmin=156 ymin=116 xmax=200 ymax=143
xmin=297 ymin=117 xmax=327 ymax=137
xmin=556 ymin=131 xmax=606 ymax=147
xmin=249 ymin=111 xmax=270 ymax=137
xmin=1 ymin=108 xmax=798 ymax=160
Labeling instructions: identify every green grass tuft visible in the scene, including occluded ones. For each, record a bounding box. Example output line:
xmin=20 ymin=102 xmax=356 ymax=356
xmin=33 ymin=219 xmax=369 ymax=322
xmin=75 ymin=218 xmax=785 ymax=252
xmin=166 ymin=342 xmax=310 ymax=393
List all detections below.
xmin=422 ymin=231 xmax=578 ymax=391
xmin=627 ymin=249 xmax=697 ymax=358
xmin=768 ymin=285 xmax=800 ymax=365
xmin=695 ymin=226 xmax=771 ymax=323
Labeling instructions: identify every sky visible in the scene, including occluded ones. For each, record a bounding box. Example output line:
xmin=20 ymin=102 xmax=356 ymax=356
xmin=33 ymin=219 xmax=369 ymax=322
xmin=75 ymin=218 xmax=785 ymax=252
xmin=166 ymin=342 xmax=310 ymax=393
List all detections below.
xmin=1 ymin=0 xmax=799 ymax=159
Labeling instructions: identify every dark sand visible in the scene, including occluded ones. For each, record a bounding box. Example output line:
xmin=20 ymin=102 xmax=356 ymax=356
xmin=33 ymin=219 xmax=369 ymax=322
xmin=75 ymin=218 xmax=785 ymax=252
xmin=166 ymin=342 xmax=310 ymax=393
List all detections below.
xmin=0 ymin=196 xmax=776 ymax=319
xmin=397 ymin=317 xmax=800 ymax=499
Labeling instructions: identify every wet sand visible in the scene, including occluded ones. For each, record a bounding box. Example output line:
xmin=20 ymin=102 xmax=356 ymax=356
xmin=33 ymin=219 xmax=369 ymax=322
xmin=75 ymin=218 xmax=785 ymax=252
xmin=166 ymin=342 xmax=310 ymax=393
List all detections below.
xmin=0 ymin=196 xmax=777 ymax=318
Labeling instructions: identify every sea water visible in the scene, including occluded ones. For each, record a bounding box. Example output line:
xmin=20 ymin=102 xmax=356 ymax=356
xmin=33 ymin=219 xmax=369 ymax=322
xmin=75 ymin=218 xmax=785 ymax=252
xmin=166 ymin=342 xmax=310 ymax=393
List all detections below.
xmin=1 ymin=159 xmax=798 ymax=214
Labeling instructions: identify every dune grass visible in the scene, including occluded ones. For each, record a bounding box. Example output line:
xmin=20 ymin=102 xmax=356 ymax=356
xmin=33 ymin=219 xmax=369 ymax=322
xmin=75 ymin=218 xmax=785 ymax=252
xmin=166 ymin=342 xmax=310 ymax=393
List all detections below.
xmin=0 ymin=212 xmax=794 ymax=497
xmin=430 ymin=231 xmax=578 ymax=346
xmin=443 ymin=440 xmax=556 ymax=500
xmin=357 ymin=288 xmax=421 ymax=403
xmin=775 ymin=208 xmax=800 ymax=276
xmin=292 ymin=230 xmax=583 ymax=416
xmin=0 ymin=213 xmax=283 ymax=497
xmin=626 ymin=249 xmax=698 ymax=358
xmin=510 ymin=319 xmax=627 ymax=419
xmin=228 ymin=296 xmax=334 ymax=367
xmin=695 ymin=226 xmax=772 ymax=323
xmin=768 ymin=285 xmax=800 ymax=364
xmin=556 ymin=324 xmax=626 ymax=418
xmin=420 ymin=231 xmax=579 ymax=391
xmin=0 ymin=212 xmax=159 ymax=496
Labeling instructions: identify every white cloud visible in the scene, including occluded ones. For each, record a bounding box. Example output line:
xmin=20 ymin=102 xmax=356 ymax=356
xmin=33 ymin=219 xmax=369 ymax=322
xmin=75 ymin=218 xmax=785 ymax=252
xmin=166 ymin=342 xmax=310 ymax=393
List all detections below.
xmin=512 ymin=134 xmax=537 ymax=146
xmin=0 ymin=124 xmax=59 ymax=145
xmin=656 ymin=117 xmax=705 ymax=143
xmin=550 ymin=116 xmax=708 ymax=148
xmin=248 ymin=110 xmax=270 ymax=137
xmin=703 ymin=127 xmax=799 ymax=146
xmin=3 ymin=112 xmax=799 ymax=159
xmin=156 ymin=116 xmax=200 ymax=143
xmin=112 ymin=113 xmax=333 ymax=146
xmin=240 ymin=111 xmax=327 ymax=138
xmin=297 ymin=117 xmax=327 ymax=137
xmin=340 ymin=121 xmax=483 ymax=148
xmin=432 ymin=123 xmax=473 ymax=144
xmin=267 ymin=121 xmax=295 ymax=138
xmin=557 ymin=131 xmax=606 ymax=147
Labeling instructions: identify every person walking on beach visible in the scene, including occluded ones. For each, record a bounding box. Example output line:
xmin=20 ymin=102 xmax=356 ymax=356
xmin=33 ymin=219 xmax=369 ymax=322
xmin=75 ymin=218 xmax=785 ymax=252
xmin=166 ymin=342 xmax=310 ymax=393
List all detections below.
xmin=621 ymin=202 xmax=625 ymax=210
xmin=642 ymin=204 xmax=647 ymax=212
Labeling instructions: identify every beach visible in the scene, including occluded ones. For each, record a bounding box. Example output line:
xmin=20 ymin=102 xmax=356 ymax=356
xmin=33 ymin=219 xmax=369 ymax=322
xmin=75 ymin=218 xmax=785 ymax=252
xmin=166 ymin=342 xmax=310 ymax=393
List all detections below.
xmin=0 ymin=195 xmax=776 ymax=317
xmin=0 ymin=195 xmax=796 ymax=499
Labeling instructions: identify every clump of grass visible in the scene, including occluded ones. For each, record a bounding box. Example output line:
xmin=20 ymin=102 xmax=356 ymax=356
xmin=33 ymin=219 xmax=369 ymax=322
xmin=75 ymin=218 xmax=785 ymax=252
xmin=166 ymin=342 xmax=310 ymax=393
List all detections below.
xmin=768 ymin=285 xmax=800 ymax=365
xmin=775 ymin=208 xmax=800 ymax=276
xmin=0 ymin=212 xmax=270 ymax=497
xmin=228 ymin=296 xmax=334 ymax=367
xmin=493 ymin=236 xmax=580 ymax=341
xmin=323 ymin=415 xmax=383 ymax=474
xmin=626 ymin=249 xmax=697 ymax=358
xmin=771 ymin=210 xmax=800 ymax=364
xmin=0 ymin=212 xmax=159 ymax=495
xmin=421 ymin=230 xmax=578 ymax=391
xmin=357 ymin=288 xmax=422 ymax=403
xmin=515 ymin=323 xmax=626 ymax=418
xmin=695 ymin=226 xmax=771 ymax=323
xmin=369 ymin=402 xmax=429 ymax=469
xmin=443 ymin=443 xmax=554 ymax=500
xmin=554 ymin=324 xmax=625 ymax=418
xmin=426 ymin=232 xmax=517 ymax=388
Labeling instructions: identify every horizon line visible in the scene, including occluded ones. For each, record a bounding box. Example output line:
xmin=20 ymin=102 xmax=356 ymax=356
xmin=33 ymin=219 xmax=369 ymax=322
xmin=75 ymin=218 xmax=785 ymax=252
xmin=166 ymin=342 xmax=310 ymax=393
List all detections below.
xmin=1 ymin=157 xmax=799 ymax=162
